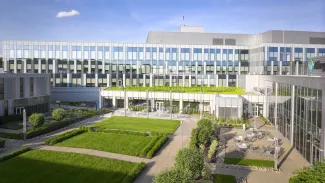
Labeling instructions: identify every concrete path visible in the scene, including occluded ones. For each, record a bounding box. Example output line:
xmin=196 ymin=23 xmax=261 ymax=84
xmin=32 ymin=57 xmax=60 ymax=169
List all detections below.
xmin=133 ymin=115 xmax=198 ymax=183
xmin=35 ymin=145 xmax=151 ymax=163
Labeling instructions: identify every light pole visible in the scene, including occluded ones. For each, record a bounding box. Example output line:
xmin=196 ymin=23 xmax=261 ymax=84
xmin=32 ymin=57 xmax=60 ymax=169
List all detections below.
xmin=23 ymin=109 xmax=27 ymax=140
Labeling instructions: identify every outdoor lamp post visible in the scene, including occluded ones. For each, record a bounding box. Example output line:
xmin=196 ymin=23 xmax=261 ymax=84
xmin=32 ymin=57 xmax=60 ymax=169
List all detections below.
xmin=23 ymin=108 xmax=27 ymax=140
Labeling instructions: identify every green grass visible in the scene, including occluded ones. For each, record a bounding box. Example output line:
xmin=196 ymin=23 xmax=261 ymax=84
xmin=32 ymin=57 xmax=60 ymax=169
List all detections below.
xmin=106 ymin=86 xmax=245 ymax=94
xmin=0 ymin=149 xmax=144 ymax=183
xmin=55 ymin=132 xmax=156 ymax=156
xmin=224 ymin=157 xmax=274 ymax=167
xmin=94 ymin=116 xmax=180 ymax=134
xmin=0 ymin=122 xmax=22 ymax=130
xmin=214 ymin=174 xmax=237 ymax=183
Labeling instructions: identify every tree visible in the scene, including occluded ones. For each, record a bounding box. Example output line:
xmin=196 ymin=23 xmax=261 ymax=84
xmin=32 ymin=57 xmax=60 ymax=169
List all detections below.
xmin=29 ymin=113 xmax=45 ymax=128
xmin=289 ymin=161 xmax=325 ymax=183
xmin=153 ymin=168 xmax=194 ymax=183
xmin=197 ymin=119 xmax=212 ymax=133
xmin=175 ymin=147 xmax=204 ymax=179
xmin=52 ymin=108 xmax=66 ymax=122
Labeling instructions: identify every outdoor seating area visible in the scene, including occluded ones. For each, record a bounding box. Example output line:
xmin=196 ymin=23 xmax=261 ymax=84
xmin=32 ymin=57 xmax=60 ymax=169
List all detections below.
xmin=221 ymin=127 xmax=285 ymax=161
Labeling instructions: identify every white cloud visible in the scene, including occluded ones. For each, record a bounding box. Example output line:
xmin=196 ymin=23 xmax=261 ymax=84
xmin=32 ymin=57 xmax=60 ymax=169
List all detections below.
xmin=56 ymin=10 xmax=80 ymax=18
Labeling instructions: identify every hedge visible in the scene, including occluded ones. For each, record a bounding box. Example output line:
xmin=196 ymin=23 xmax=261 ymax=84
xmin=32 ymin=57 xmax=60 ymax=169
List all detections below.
xmin=0 ymin=147 xmax=32 ymax=162
xmin=150 ymin=131 xmax=168 ymax=137
xmin=45 ymin=129 xmax=86 ymax=145
xmin=0 ymin=114 xmax=23 ymax=124
xmin=140 ymin=136 xmax=160 ymax=157
xmin=0 ymin=132 xmax=24 ymax=140
xmin=0 ymin=139 xmax=5 ymax=148
xmin=147 ymin=135 xmax=168 ymax=158
xmin=97 ymin=128 xmax=148 ymax=136
xmin=121 ymin=162 xmax=146 ymax=183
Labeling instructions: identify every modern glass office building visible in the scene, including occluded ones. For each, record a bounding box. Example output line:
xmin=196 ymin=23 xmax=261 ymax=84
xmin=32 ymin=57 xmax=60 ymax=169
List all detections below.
xmin=1 ymin=27 xmax=325 ymax=164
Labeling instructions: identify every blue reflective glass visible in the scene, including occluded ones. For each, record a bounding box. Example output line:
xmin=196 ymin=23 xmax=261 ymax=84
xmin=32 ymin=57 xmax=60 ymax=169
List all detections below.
xmin=127 ymin=47 xmax=133 ymax=52
xmin=228 ymin=49 xmax=233 ymax=54
xmin=159 ymin=48 xmax=163 ymax=52
xmin=72 ymin=46 xmax=77 ymax=51
xmin=83 ymin=46 xmax=89 ymax=51
xmin=166 ymin=48 xmax=171 ymax=52
xmin=172 ymin=48 xmax=177 ymax=52
xmin=77 ymin=46 xmax=81 ymax=51
xmin=222 ymin=49 xmax=228 ymax=53
xmin=55 ymin=46 xmax=60 ymax=51
xmin=90 ymin=46 xmax=96 ymax=51
xmin=181 ymin=48 xmax=190 ymax=53
xmin=194 ymin=48 xmax=202 ymax=53
xmin=235 ymin=49 xmax=238 ymax=54
xmin=48 ymin=45 xmax=53 ymax=50
xmin=152 ymin=48 xmax=157 ymax=52
xmin=210 ymin=49 xmax=215 ymax=53
xmin=138 ymin=47 xmax=143 ymax=52
xmin=104 ymin=46 xmax=109 ymax=51
xmin=33 ymin=45 xmax=39 ymax=50
xmin=16 ymin=45 xmax=22 ymax=49
xmin=269 ymin=47 xmax=278 ymax=52
xmin=319 ymin=48 xmax=325 ymax=53
xmin=216 ymin=49 xmax=221 ymax=54
xmin=204 ymin=49 xmax=209 ymax=53
xmin=40 ymin=45 xmax=46 ymax=50
xmin=306 ymin=48 xmax=315 ymax=53
xmin=113 ymin=47 xmax=121 ymax=52
xmin=146 ymin=47 xmax=151 ymax=52
xmin=62 ymin=46 xmax=68 ymax=51
xmin=23 ymin=45 xmax=29 ymax=50
xmin=295 ymin=48 xmax=303 ymax=53
xmin=97 ymin=47 xmax=103 ymax=51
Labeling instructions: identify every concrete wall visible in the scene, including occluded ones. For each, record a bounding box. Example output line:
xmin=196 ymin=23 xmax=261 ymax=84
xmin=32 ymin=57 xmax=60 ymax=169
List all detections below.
xmin=51 ymin=87 xmax=100 ymax=102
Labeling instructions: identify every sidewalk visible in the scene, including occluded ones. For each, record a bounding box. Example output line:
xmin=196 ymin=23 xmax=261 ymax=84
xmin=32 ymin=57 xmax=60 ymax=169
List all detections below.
xmin=35 ymin=145 xmax=151 ymax=163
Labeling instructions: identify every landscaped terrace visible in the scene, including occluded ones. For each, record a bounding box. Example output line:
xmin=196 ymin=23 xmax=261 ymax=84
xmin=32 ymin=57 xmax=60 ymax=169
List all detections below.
xmin=106 ymin=86 xmax=245 ymax=94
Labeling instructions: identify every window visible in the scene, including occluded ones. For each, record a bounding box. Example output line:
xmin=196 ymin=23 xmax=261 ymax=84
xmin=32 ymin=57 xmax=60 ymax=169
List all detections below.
xmin=181 ymin=48 xmax=190 ymax=60
xmin=193 ymin=48 xmax=202 ymax=61
xmin=305 ymin=48 xmax=315 ymax=59
xmin=294 ymin=48 xmax=303 ymax=61
xmin=318 ymin=48 xmax=325 ymax=56
xmin=280 ymin=47 xmax=291 ymax=61
xmin=268 ymin=47 xmax=278 ymax=61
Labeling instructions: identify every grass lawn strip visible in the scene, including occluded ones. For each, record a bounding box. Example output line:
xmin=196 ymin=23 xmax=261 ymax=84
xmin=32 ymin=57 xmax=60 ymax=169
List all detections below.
xmin=224 ymin=157 xmax=274 ymax=167
xmin=214 ymin=174 xmax=237 ymax=183
xmin=0 ymin=149 xmax=144 ymax=183
xmin=94 ymin=116 xmax=180 ymax=134
xmin=55 ymin=132 xmax=154 ymax=156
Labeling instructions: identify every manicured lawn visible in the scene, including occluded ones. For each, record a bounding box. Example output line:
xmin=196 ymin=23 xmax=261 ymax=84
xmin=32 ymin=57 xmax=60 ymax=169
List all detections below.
xmin=214 ymin=174 xmax=237 ymax=183
xmin=0 ymin=149 xmax=144 ymax=183
xmin=224 ymin=157 xmax=274 ymax=167
xmin=94 ymin=116 xmax=180 ymax=134
xmin=55 ymin=132 xmax=155 ymax=156
xmin=0 ymin=122 xmax=22 ymax=130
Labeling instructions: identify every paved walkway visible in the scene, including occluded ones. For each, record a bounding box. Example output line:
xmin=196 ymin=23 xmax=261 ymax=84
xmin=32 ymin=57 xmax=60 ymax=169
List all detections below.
xmin=215 ymin=117 xmax=310 ymax=183
xmin=35 ymin=145 xmax=151 ymax=163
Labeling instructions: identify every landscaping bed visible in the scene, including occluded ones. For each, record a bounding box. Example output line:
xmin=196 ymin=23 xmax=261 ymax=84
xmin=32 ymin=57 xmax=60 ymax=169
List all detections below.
xmin=214 ymin=174 xmax=237 ymax=183
xmin=54 ymin=131 xmax=168 ymax=158
xmin=94 ymin=116 xmax=180 ymax=134
xmin=0 ymin=149 xmax=145 ymax=183
xmin=0 ymin=122 xmax=22 ymax=130
xmin=224 ymin=157 xmax=274 ymax=168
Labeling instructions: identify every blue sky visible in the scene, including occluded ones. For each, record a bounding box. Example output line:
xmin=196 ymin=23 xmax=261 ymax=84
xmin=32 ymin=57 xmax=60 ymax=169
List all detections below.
xmin=0 ymin=0 xmax=324 ymax=43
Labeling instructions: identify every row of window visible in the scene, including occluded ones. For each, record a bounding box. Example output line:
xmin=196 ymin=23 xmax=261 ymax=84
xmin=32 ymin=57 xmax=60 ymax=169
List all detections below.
xmin=268 ymin=47 xmax=325 ymax=61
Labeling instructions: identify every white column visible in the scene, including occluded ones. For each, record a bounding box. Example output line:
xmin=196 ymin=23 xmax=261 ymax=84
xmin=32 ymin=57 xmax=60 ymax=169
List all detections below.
xmin=274 ymin=83 xmax=278 ymax=127
xmin=236 ymin=75 xmax=239 ymax=87
xmin=195 ymin=61 xmax=198 ymax=75
xmin=214 ymin=61 xmax=217 ymax=75
xmin=53 ymin=59 xmax=56 ymax=73
xmin=226 ymin=75 xmax=229 ymax=87
xmin=14 ymin=59 xmax=17 ymax=73
xmin=207 ymin=75 xmax=210 ymax=87
xmin=67 ymin=73 xmax=71 ymax=87
xmin=107 ymin=74 xmax=110 ymax=87
xmin=99 ymin=91 xmax=103 ymax=109
xmin=123 ymin=74 xmax=126 ymax=87
xmin=179 ymin=98 xmax=183 ymax=111
xmin=189 ymin=74 xmax=192 ymax=87
xmin=95 ymin=73 xmax=98 ymax=87
xmin=295 ymin=61 xmax=299 ymax=75
xmin=263 ymin=81 xmax=267 ymax=117
xmin=271 ymin=61 xmax=274 ymax=75
xmin=238 ymin=61 xmax=241 ymax=75
xmin=149 ymin=74 xmax=153 ymax=87
xmin=74 ymin=60 xmax=77 ymax=73
xmin=112 ymin=96 xmax=116 ymax=108
xmin=169 ymin=74 xmax=172 ymax=87
xmin=290 ymin=85 xmax=295 ymax=145
xmin=38 ymin=59 xmax=41 ymax=73
xmin=151 ymin=99 xmax=155 ymax=111
xmin=23 ymin=77 xmax=30 ymax=97
xmin=279 ymin=61 xmax=282 ymax=75
xmin=203 ymin=61 xmax=206 ymax=75
xmin=215 ymin=74 xmax=219 ymax=87
xmin=23 ymin=59 xmax=27 ymax=73
xmin=143 ymin=74 xmax=146 ymax=87
xmin=182 ymin=75 xmax=185 ymax=87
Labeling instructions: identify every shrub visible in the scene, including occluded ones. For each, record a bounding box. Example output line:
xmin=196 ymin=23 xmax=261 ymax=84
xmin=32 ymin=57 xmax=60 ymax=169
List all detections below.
xmin=52 ymin=108 xmax=67 ymax=122
xmin=153 ymin=168 xmax=194 ymax=183
xmin=0 ymin=147 xmax=32 ymax=162
xmin=197 ymin=119 xmax=212 ymax=133
xmin=0 ymin=139 xmax=5 ymax=148
xmin=29 ymin=113 xmax=45 ymax=128
xmin=0 ymin=132 xmax=24 ymax=139
xmin=0 ymin=114 xmax=23 ymax=124
xmin=199 ymin=144 xmax=205 ymax=153
xmin=197 ymin=127 xmax=210 ymax=146
xmin=79 ymin=126 xmax=94 ymax=132
xmin=97 ymin=128 xmax=148 ymax=136
xmin=147 ymin=135 xmax=168 ymax=158
xmin=189 ymin=128 xmax=198 ymax=148
xmin=289 ymin=161 xmax=325 ymax=183
xmin=175 ymin=147 xmax=204 ymax=179
xmin=207 ymin=140 xmax=218 ymax=161
xmin=202 ymin=164 xmax=212 ymax=180
xmin=150 ymin=131 xmax=167 ymax=136
xmin=121 ymin=162 xmax=146 ymax=183
xmin=140 ymin=136 xmax=160 ymax=157
xmin=45 ymin=129 xmax=85 ymax=145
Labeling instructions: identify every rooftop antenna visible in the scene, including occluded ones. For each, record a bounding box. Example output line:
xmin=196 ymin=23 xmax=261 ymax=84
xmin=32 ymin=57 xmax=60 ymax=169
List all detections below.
xmin=182 ymin=16 xmax=185 ymax=26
